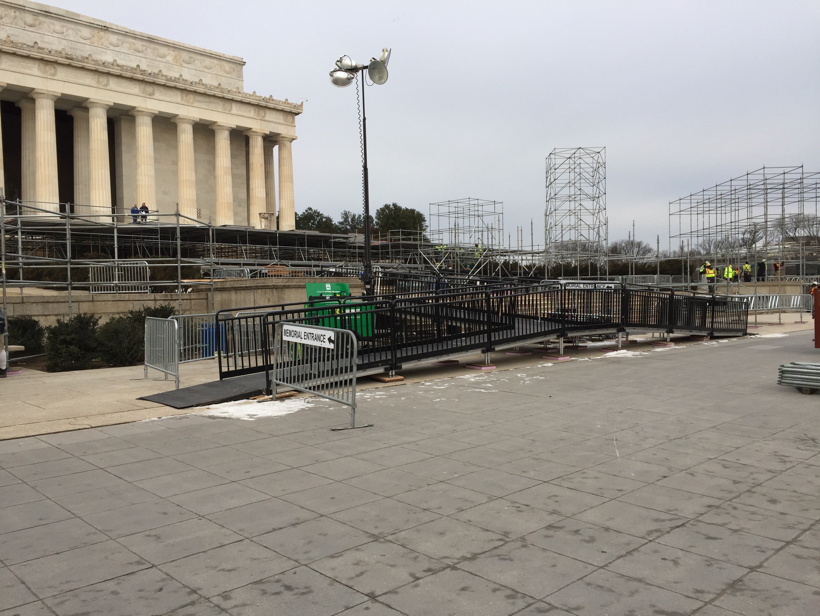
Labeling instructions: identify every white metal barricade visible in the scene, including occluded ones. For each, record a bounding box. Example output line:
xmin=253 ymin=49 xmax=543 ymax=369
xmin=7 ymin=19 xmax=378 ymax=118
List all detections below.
xmin=144 ymin=317 xmax=180 ymax=389
xmin=625 ymin=275 xmax=673 ymax=285
xmin=171 ymin=313 xmax=219 ymax=363
xmin=268 ymin=322 xmax=369 ymax=430
xmin=746 ymin=294 xmax=811 ymax=312
xmin=90 ymin=261 xmax=150 ymax=293
xmin=212 ymin=267 xmax=251 ymax=279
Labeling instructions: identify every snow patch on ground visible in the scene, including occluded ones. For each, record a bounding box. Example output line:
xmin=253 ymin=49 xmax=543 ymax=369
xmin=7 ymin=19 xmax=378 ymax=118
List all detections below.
xmin=194 ymin=397 xmax=312 ymax=421
xmin=358 ymin=391 xmax=389 ymax=399
xmin=757 ymin=333 xmax=788 ymax=338
xmin=602 ymin=350 xmax=647 ymax=358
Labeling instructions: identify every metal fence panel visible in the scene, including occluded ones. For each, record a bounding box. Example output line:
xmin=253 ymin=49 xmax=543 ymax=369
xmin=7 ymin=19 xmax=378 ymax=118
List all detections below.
xmin=144 ymin=317 xmax=179 ymax=389
xmin=90 ymin=261 xmax=150 ymax=293
xmin=212 ymin=267 xmax=251 ymax=279
xmin=269 ymin=322 xmax=365 ymax=429
xmin=746 ymin=294 xmax=811 ymax=312
xmin=172 ymin=313 xmax=219 ymax=363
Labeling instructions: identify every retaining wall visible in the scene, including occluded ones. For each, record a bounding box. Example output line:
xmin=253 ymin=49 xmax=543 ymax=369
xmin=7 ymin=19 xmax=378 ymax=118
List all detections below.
xmin=2 ymin=277 xmax=364 ymax=326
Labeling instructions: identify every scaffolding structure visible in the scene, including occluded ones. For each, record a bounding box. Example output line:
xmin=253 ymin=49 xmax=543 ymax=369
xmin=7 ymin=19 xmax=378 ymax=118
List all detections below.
xmin=428 ymin=198 xmax=503 ymax=248
xmin=545 ymin=147 xmax=608 ymax=277
xmin=427 ymin=198 xmax=506 ymax=276
xmin=669 ymin=166 xmax=820 ymax=278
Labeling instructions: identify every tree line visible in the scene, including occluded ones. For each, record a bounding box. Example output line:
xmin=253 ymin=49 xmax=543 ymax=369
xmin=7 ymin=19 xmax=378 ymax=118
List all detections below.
xmin=295 ymin=203 xmax=427 ymax=235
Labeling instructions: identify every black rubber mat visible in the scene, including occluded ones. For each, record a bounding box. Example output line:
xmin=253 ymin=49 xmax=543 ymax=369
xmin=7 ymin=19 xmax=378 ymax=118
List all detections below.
xmin=140 ymin=373 xmax=267 ymax=409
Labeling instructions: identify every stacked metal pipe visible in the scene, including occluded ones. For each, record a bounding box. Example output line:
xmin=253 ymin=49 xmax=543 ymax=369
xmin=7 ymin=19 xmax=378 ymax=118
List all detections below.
xmin=778 ymin=362 xmax=820 ymax=390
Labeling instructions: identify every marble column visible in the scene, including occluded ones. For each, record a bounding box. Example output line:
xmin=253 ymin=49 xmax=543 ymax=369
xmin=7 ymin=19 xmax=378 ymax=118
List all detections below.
xmin=0 ymin=82 xmax=5 ymax=199
xmin=84 ymin=100 xmax=112 ymax=216
xmin=277 ymin=136 xmax=296 ymax=231
xmin=264 ymin=139 xmax=277 ymax=229
xmin=172 ymin=116 xmax=197 ymax=222
xmin=67 ymin=107 xmax=90 ymax=213
xmin=32 ymin=90 xmax=60 ymax=212
xmin=16 ymin=98 xmax=36 ymax=204
xmin=246 ymin=130 xmax=266 ymax=229
xmin=131 ymin=109 xmax=157 ymax=215
xmin=210 ymin=123 xmax=234 ymax=226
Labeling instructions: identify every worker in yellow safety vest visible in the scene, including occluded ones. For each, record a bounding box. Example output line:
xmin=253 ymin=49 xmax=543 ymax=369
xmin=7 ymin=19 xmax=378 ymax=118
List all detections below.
xmin=699 ymin=261 xmax=716 ymax=291
xmin=724 ymin=264 xmax=735 ymax=282
xmin=742 ymin=261 xmax=752 ymax=282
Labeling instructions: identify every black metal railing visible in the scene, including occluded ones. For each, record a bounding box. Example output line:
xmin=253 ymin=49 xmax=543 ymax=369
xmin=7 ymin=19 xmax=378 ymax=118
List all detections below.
xmin=216 ymin=284 xmax=749 ymax=380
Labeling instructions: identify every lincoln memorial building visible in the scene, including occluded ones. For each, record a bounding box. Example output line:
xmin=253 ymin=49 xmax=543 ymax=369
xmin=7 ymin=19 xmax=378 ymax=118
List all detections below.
xmin=0 ymin=0 xmax=301 ymax=229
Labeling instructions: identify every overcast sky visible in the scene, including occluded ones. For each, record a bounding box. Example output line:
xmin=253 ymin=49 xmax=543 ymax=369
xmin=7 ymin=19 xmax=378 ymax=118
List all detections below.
xmin=53 ymin=0 xmax=820 ymax=249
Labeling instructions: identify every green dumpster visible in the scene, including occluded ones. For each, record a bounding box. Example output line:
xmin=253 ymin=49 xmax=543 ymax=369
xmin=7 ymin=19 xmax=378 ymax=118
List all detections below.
xmin=306 ymin=282 xmax=351 ymax=300
xmin=304 ymin=283 xmax=373 ymax=338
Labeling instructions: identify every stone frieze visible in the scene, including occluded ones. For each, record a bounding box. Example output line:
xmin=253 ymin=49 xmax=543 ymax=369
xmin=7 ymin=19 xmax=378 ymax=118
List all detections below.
xmin=0 ymin=1 xmax=242 ymax=81
xmin=0 ymin=35 xmax=302 ymax=117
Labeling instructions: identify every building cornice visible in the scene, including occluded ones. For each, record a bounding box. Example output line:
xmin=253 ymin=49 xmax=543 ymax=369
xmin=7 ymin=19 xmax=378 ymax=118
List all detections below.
xmin=0 ymin=36 xmax=303 ymax=116
xmin=0 ymin=0 xmax=245 ymax=66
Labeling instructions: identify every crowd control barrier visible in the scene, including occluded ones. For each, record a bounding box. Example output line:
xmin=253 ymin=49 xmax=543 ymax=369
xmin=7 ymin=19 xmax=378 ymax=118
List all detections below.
xmin=89 ymin=261 xmax=150 ymax=293
xmin=144 ymin=317 xmax=179 ymax=389
xmin=746 ymin=294 xmax=812 ymax=312
xmin=268 ymin=323 xmax=366 ymax=430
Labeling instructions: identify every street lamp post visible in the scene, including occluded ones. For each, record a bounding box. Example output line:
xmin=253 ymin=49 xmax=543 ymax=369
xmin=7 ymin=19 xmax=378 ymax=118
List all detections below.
xmin=329 ymin=50 xmax=391 ymax=296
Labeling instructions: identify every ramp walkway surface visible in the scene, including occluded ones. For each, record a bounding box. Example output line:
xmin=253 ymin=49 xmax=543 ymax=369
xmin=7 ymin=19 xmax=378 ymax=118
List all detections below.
xmin=217 ymin=283 xmax=749 ymax=380
xmin=139 ymin=373 xmax=268 ymax=409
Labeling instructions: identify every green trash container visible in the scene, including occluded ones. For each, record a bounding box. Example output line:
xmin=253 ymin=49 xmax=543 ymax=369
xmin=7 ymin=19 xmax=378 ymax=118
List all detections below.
xmin=306 ymin=282 xmax=351 ymax=300
xmin=303 ymin=283 xmax=375 ymax=338
xmin=305 ymin=282 xmax=351 ymax=329
xmin=337 ymin=299 xmax=374 ymax=339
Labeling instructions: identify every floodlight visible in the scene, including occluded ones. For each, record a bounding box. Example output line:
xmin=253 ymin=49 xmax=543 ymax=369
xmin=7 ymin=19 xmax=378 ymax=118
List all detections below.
xmin=380 ymin=48 xmax=391 ymax=67
xmin=336 ymin=55 xmax=359 ymax=70
xmin=330 ymin=69 xmax=355 ymax=87
xmin=367 ymin=61 xmax=388 ymax=85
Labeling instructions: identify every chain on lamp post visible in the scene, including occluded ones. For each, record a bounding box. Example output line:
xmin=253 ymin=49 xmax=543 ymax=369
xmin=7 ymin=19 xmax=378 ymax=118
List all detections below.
xmin=329 ymin=49 xmax=391 ymax=295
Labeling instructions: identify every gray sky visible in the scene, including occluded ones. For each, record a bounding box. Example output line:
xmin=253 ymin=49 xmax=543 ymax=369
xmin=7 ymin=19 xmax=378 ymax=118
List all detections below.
xmin=53 ymin=0 xmax=820 ymax=248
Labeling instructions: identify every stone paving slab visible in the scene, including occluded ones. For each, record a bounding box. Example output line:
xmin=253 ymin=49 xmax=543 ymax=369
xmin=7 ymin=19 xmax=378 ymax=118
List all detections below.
xmin=1 ymin=330 xmax=819 ymax=615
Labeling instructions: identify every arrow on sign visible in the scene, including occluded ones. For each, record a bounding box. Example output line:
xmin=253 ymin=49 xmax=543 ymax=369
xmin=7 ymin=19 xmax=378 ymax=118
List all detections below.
xmin=328 ymin=336 xmax=335 ymax=345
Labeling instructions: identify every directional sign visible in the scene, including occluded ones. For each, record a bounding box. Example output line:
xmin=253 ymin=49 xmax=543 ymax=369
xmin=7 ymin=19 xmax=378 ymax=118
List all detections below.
xmin=281 ymin=324 xmax=336 ymax=349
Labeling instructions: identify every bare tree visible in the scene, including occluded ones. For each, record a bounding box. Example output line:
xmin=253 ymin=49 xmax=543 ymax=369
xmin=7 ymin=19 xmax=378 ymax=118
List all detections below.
xmin=739 ymin=224 xmax=764 ymax=253
xmin=782 ymin=214 xmax=820 ymax=245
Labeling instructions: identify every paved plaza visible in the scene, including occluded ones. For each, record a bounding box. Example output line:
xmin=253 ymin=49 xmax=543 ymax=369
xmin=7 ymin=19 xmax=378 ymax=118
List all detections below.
xmin=1 ymin=330 xmax=819 ymax=615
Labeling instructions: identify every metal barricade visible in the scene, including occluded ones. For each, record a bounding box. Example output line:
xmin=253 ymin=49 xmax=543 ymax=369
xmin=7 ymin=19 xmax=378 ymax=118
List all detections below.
xmin=144 ymin=317 xmax=179 ymax=389
xmin=212 ymin=267 xmax=251 ymax=279
xmin=268 ymin=322 xmax=368 ymax=430
xmin=171 ymin=313 xmax=219 ymax=363
xmin=625 ymin=275 xmax=673 ymax=285
xmin=89 ymin=261 xmax=150 ymax=293
xmin=746 ymin=294 xmax=811 ymax=312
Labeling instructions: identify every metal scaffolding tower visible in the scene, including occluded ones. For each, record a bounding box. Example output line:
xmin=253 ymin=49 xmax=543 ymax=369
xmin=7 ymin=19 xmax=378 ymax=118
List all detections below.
xmin=545 ymin=147 xmax=607 ymax=278
xmin=428 ymin=198 xmax=504 ymax=249
xmin=427 ymin=198 xmax=505 ymax=275
xmin=669 ymin=166 xmax=820 ymax=277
